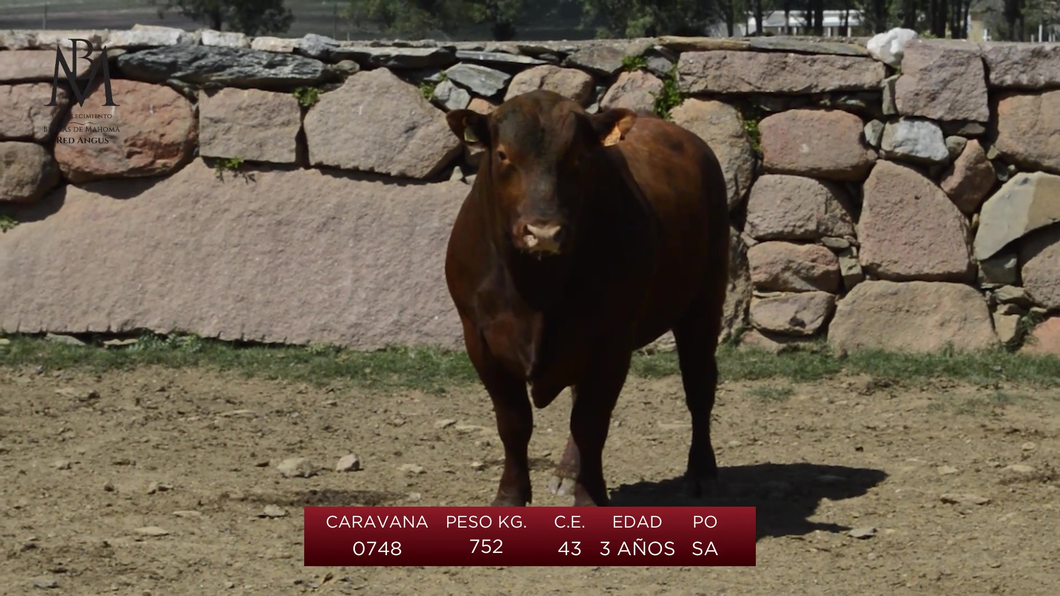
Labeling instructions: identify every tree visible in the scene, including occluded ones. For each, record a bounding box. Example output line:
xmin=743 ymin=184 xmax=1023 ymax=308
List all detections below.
xmin=580 ymin=0 xmax=721 ymax=38
xmin=346 ymin=0 xmax=526 ymax=40
xmin=857 ymin=0 xmax=892 ymax=33
xmin=749 ymin=0 xmax=772 ymax=35
xmin=152 ymin=0 xmax=294 ymax=35
xmin=948 ymin=0 xmax=974 ymax=37
xmin=467 ymin=0 xmax=524 ymax=40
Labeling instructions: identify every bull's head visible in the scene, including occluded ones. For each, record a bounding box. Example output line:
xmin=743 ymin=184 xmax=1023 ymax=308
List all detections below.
xmin=446 ymin=90 xmax=637 ymax=258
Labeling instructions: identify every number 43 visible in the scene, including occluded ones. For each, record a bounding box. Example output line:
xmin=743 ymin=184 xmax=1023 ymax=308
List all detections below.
xmin=558 ymin=541 xmax=581 ymax=556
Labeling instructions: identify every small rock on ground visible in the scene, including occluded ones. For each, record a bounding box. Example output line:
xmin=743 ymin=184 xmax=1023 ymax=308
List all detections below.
xmin=399 ymin=463 xmax=426 ymax=475
xmin=336 ymin=454 xmax=361 ymax=472
xmin=135 ymin=526 xmax=171 ymax=536
xmin=848 ymin=526 xmax=877 ymax=539
xmin=32 ymin=576 xmax=59 ymax=589
xmin=260 ymin=505 xmax=288 ymax=518
xmin=277 ymin=457 xmax=319 ymax=478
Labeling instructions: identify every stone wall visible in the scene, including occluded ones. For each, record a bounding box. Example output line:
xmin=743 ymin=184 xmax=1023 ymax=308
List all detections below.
xmin=2 ymin=25 xmax=1059 ymax=356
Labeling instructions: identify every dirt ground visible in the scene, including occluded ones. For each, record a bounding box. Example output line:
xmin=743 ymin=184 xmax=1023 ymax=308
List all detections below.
xmin=2 ymin=363 xmax=1058 ymax=595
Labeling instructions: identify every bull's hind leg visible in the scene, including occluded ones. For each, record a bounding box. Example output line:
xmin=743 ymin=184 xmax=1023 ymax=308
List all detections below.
xmin=672 ymin=294 xmax=725 ymax=498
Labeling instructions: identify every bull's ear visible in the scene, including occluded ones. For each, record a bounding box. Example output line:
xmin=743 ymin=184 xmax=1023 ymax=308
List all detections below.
xmin=446 ymin=109 xmax=490 ymax=148
xmin=589 ymin=108 xmax=637 ymax=147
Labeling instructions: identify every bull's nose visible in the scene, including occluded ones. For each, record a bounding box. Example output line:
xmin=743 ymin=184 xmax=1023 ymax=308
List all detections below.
xmin=514 ymin=221 xmax=565 ymax=255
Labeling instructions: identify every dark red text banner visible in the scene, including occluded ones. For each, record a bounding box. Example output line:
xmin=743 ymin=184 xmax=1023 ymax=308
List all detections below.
xmin=304 ymin=507 xmax=755 ymax=566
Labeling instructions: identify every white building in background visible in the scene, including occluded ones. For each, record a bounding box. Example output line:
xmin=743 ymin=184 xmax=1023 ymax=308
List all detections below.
xmin=746 ymin=10 xmax=868 ymax=37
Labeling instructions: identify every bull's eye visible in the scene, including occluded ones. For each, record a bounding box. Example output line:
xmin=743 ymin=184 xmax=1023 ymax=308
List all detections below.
xmin=496 ymin=150 xmax=507 ymax=162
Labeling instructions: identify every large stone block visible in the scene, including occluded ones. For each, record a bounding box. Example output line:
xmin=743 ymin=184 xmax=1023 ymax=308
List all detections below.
xmin=1021 ymin=317 xmax=1060 ymax=356
xmin=677 ymin=51 xmax=885 ymax=95
xmin=564 ymin=40 xmax=653 ymax=77
xmin=1019 ymin=225 xmax=1060 ymax=311
xmin=974 ymin=173 xmax=1060 ymax=261
xmin=982 ymin=43 xmax=1060 ymax=90
xmin=670 ymin=99 xmax=755 ymax=211
xmin=251 ymin=37 xmax=299 ymax=53
xmin=880 ymin=118 xmax=950 ymax=165
xmin=743 ymin=175 xmax=856 ymax=241
xmin=894 ymin=40 xmax=989 ymax=122
xmin=108 ymin=25 xmax=199 ymax=48
xmin=198 ymin=88 xmax=301 ymax=164
xmin=828 ymin=281 xmax=997 ymax=353
xmin=940 ymin=140 xmax=995 ymax=214
xmin=303 ymin=68 xmax=461 ymax=179
xmin=116 ymin=45 xmax=329 ymax=88
xmin=33 ymin=30 xmax=109 ymax=50
xmin=859 ymin=161 xmax=974 ymax=282
xmin=600 ymin=71 xmax=663 ymax=113
xmin=994 ymin=91 xmax=1060 ymax=175
xmin=0 ymin=83 xmax=68 ymax=142
xmin=504 ymin=65 xmax=595 ymax=106
xmin=444 ymin=63 xmax=511 ymax=97
xmin=0 ymin=50 xmax=58 ymax=83
xmin=748 ymin=242 xmax=841 ymax=293
xmin=749 ymin=292 xmax=836 ymax=336
xmin=759 ymin=109 xmax=877 ymax=181
xmin=200 ymin=29 xmax=250 ymax=49
xmin=52 ymin=79 xmax=197 ymax=184
xmin=0 ymin=159 xmax=468 ymax=349
xmin=1 ymin=142 xmax=60 ymax=203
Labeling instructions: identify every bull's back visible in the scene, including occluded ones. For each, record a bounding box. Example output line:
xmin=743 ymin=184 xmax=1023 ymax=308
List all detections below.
xmin=613 ymin=115 xmax=730 ymax=346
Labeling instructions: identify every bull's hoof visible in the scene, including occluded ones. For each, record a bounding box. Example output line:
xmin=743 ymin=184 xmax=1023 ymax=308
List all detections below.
xmin=682 ymin=474 xmax=723 ymax=499
xmin=572 ymin=493 xmax=607 ymax=507
xmin=548 ymin=475 xmax=577 ymax=496
xmin=490 ymin=494 xmax=529 ymax=507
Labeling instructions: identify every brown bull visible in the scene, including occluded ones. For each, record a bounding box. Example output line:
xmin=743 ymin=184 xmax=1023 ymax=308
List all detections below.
xmin=443 ymin=89 xmax=730 ymax=507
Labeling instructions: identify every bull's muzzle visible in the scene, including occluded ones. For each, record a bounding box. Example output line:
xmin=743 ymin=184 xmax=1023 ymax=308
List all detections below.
xmin=514 ymin=221 xmax=565 ymax=256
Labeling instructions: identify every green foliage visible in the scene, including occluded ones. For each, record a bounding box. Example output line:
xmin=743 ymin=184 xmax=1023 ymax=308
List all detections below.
xmin=1010 ymin=309 xmax=1048 ymax=351
xmin=650 ymin=64 xmax=682 ymax=120
xmin=735 ymin=101 xmax=764 ymax=154
xmin=750 ymin=385 xmax=795 ymax=402
xmin=214 ymin=157 xmax=245 ymax=173
xmin=346 ymin=0 xmax=526 ymax=40
xmin=621 ymin=54 xmax=648 ymax=72
xmin=0 ymin=215 xmax=17 ymax=233
xmin=580 ymin=0 xmax=720 ymax=38
xmin=420 ymin=80 xmax=438 ymax=99
xmin=150 ymin=0 xmax=294 ymax=35
xmin=293 ymin=86 xmax=321 ymax=108
xmin=4 ymin=334 xmax=1060 ymax=393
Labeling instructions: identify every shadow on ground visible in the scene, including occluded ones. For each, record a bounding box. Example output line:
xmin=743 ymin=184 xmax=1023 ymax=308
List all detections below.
xmin=609 ymin=462 xmax=889 ymax=541
xmin=245 ymin=489 xmax=403 ymax=508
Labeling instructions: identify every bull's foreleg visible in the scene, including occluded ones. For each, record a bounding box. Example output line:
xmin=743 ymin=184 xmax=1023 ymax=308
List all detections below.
xmin=462 ymin=320 xmax=534 ymax=507
xmin=568 ymin=351 xmax=632 ymax=506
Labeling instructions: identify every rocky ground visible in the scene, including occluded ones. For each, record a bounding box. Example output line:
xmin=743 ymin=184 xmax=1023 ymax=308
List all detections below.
xmin=2 ymin=360 xmax=1058 ymax=595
